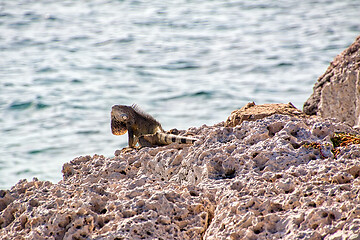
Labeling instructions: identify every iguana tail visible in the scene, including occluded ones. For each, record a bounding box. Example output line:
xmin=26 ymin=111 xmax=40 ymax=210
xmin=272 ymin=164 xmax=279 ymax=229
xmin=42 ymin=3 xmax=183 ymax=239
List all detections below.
xmin=139 ymin=132 xmax=197 ymax=147
xmin=156 ymin=132 xmax=198 ymax=145
xmin=157 ymin=132 xmax=197 ymax=145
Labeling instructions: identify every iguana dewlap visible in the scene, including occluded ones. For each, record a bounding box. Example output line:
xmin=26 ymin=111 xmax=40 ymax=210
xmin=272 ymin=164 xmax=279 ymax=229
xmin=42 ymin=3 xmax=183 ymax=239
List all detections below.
xmin=111 ymin=104 xmax=197 ymax=148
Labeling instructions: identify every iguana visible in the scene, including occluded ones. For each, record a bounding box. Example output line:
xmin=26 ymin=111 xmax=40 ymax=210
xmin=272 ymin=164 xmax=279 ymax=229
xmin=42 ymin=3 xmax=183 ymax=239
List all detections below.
xmin=111 ymin=104 xmax=197 ymax=149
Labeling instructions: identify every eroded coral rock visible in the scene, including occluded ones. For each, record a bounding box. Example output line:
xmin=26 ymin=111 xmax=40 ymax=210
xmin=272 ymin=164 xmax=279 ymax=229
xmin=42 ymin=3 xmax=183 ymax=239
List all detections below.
xmin=225 ymin=102 xmax=308 ymax=127
xmin=1 ymin=109 xmax=360 ymax=239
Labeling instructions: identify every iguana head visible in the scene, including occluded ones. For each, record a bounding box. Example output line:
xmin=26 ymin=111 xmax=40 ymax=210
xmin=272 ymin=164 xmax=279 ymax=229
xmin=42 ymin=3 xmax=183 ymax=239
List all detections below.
xmin=111 ymin=105 xmax=131 ymax=135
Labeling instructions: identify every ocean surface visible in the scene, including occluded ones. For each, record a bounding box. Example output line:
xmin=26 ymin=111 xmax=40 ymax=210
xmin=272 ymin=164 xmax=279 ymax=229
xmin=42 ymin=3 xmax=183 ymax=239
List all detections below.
xmin=1 ymin=0 xmax=359 ymax=189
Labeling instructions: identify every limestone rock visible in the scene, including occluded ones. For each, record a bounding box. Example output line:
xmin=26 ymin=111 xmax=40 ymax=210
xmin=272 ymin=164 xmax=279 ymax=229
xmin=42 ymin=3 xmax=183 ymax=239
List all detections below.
xmin=303 ymin=35 xmax=360 ymax=127
xmin=225 ymin=102 xmax=308 ymax=127
xmin=1 ymin=106 xmax=360 ymax=239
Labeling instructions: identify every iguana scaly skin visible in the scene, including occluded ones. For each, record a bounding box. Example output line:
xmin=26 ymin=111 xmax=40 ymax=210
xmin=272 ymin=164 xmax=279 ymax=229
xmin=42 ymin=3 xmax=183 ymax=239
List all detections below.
xmin=111 ymin=104 xmax=197 ymax=148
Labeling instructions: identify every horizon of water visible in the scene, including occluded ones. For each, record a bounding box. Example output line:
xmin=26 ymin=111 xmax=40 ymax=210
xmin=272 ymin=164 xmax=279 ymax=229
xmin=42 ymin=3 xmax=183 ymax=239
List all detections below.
xmin=1 ymin=0 xmax=360 ymax=189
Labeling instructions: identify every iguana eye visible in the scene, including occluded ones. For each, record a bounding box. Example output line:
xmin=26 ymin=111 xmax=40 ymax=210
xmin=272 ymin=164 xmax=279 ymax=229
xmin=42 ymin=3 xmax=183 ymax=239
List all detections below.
xmin=120 ymin=114 xmax=128 ymax=121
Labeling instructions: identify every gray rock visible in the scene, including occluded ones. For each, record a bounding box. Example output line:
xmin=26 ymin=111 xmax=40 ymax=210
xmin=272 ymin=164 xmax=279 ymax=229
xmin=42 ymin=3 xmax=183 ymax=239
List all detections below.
xmin=303 ymin=35 xmax=360 ymax=127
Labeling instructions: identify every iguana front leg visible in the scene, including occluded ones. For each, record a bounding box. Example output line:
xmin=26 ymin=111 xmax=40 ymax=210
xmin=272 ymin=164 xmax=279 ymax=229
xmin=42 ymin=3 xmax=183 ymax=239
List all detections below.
xmin=119 ymin=130 xmax=139 ymax=153
xmin=128 ymin=128 xmax=138 ymax=148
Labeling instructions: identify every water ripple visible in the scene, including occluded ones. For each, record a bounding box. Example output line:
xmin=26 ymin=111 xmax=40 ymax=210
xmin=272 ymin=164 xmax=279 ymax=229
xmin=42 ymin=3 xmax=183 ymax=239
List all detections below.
xmin=8 ymin=101 xmax=33 ymax=110
xmin=160 ymin=60 xmax=201 ymax=70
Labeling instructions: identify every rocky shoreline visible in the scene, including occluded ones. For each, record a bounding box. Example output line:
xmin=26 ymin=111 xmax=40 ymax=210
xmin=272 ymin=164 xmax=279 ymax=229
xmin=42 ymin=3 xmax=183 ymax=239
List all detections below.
xmin=1 ymin=36 xmax=360 ymax=239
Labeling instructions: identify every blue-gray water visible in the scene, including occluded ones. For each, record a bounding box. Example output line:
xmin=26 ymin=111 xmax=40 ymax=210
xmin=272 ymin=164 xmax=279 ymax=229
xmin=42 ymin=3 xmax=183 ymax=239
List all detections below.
xmin=1 ymin=0 xmax=359 ymax=189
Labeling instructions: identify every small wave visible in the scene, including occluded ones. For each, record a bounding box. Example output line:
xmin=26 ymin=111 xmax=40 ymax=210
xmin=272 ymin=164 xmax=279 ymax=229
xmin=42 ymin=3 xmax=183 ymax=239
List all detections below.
xmin=69 ymin=35 xmax=90 ymax=41
xmin=8 ymin=101 xmax=49 ymax=110
xmin=158 ymin=90 xmax=214 ymax=101
xmin=33 ymin=77 xmax=64 ymax=84
xmin=15 ymin=168 xmax=32 ymax=175
xmin=127 ymin=64 xmax=145 ymax=69
xmin=35 ymin=67 xmax=57 ymax=73
xmin=0 ymin=12 xmax=14 ymax=18
xmin=136 ymin=70 xmax=157 ymax=77
xmin=8 ymin=21 xmax=31 ymax=28
xmin=28 ymin=147 xmax=61 ymax=155
xmin=160 ymin=60 xmax=200 ymax=70
xmin=36 ymin=102 xmax=50 ymax=109
xmin=23 ymin=11 xmax=41 ymax=21
xmin=93 ymin=65 xmax=117 ymax=72
xmin=94 ymin=36 xmax=134 ymax=47
xmin=10 ymin=37 xmax=44 ymax=47
xmin=76 ymin=130 xmax=101 ymax=135
xmin=8 ymin=101 xmax=33 ymax=110
xmin=71 ymin=79 xmax=83 ymax=83
xmin=28 ymin=149 xmax=43 ymax=155
xmin=115 ymin=36 xmax=135 ymax=44
xmin=277 ymin=62 xmax=293 ymax=67
xmin=191 ymin=91 xmax=213 ymax=98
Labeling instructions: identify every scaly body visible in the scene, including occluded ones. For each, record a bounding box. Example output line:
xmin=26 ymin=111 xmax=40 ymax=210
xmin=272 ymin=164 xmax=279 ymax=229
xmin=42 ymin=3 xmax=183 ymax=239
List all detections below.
xmin=111 ymin=104 xmax=197 ymax=148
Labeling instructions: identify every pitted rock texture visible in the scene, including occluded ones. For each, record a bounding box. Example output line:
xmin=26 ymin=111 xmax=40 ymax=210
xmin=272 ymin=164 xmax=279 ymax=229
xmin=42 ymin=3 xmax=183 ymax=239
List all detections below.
xmin=303 ymin=34 xmax=360 ymax=127
xmin=225 ymin=102 xmax=308 ymax=127
xmin=1 ymin=113 xmax=360 ymax=239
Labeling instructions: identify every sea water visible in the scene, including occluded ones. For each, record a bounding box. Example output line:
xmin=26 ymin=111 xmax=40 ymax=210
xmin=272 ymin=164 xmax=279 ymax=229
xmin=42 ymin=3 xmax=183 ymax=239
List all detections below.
xmin=1 ymin=0 xmax=360 ymax=189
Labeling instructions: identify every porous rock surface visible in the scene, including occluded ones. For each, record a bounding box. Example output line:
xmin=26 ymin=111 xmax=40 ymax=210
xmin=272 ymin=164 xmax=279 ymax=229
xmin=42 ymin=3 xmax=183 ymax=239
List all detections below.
xmin=1 ymin=107 xmax=360 ymax=239
xmin=225 ymin=102 xmax=307 ymax=127
xmin=303 ymin=35 xmax=360 ymax=127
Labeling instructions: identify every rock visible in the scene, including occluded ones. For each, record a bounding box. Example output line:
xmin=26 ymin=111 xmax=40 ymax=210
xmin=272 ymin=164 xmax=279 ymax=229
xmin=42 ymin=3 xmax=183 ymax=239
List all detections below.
xmin=303 ymin=35 xmax=360 ymax=127
xmin=1 ymin=106 xmax=360 ymax=239
xmin=225 ymin=102 xmax=308 ymax=127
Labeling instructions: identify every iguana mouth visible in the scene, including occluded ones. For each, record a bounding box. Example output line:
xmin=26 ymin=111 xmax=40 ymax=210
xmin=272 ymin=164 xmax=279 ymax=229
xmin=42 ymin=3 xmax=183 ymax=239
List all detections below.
xmin=111 ymin=117 xmax=127 ymax=135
